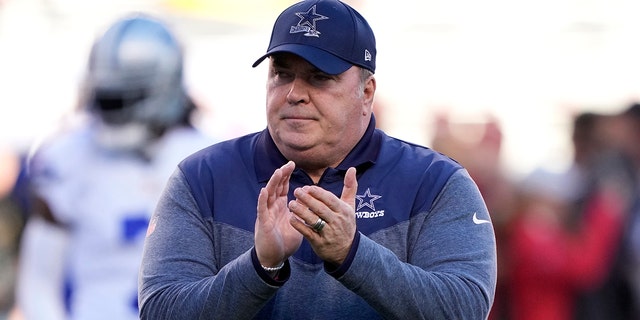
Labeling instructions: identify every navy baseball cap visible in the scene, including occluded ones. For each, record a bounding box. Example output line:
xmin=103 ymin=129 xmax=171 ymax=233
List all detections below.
xmin=252 ymin=0 xmax=376 ymax=75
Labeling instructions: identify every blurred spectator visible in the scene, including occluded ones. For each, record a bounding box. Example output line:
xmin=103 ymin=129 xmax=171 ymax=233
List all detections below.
xmin=13 ymin=13 xmax=215 ymax=320
xmin=579 ymin=103 xmax=640 ymax=320
xmin=568 ymin=110 xmax=638 ymax=320
xmin=621 ymin=103 xmax=640 ymax=319
xmin=506 ymin=111 xmax=634 ymax=320
xmin=507 ymin=165 xmax=626 ymax=320
xmin=431 ymin=112 xmax=517 ymax=320
xmin=0 ymin=147 xmax=26 ymax=320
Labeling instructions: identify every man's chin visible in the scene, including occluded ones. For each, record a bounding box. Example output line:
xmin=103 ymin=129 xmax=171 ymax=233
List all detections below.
xmin=275 ymin=131 xmax=316 ymax=150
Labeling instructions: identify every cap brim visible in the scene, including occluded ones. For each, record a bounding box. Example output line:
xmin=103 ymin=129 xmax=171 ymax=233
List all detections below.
xmin=252 ymin=43 xmax=352 ymax=75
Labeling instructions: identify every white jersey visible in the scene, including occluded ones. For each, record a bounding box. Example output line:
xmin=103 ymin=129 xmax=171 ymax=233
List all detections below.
xmin=25 ymin=118 xmax=214 ymax=320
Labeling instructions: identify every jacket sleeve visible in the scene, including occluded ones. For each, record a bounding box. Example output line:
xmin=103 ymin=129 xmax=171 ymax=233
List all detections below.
xmin=337 ymin=169 xmax=497 ymax=320
xmin=137 ymin=169 xmax=281 ymax=320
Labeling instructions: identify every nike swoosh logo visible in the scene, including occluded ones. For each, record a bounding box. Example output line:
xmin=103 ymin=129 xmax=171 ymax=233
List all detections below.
xmin=472 ymin=212 xmax=491 ymax=225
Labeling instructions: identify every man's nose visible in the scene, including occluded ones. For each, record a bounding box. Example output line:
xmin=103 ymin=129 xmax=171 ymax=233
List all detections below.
xmin=286 ymin=77 xmax=310 ymax=105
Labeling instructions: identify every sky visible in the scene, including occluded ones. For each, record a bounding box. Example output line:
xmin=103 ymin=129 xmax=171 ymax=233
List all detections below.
xmin=2 ymin=0 xmax=640 ymax=179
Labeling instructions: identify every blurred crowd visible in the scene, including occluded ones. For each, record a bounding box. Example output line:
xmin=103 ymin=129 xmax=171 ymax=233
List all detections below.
xmin=433 ymin=103 xmax=640 ymax=320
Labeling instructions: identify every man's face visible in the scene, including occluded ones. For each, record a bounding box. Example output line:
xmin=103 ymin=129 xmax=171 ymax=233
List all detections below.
xmin=265 ymin=53 xmax=375 ymax=171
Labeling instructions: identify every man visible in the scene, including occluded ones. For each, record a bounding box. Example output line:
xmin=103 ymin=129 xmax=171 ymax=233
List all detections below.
xmin=15 ymin=13 xmax=214 ymax=320
xmin=138 ymin=0 xmax=497 ymax=319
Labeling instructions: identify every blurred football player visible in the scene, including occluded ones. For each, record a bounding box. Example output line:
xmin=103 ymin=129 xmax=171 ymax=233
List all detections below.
xmin=13 ymin=13 xmax=214 ymax=320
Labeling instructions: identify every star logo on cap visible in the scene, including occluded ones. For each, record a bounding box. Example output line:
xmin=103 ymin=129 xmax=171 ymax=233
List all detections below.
xmin=290 ymin=5 xmax=329 ymax=37
xmin=356 ymin=188 xmax=382 ymax=211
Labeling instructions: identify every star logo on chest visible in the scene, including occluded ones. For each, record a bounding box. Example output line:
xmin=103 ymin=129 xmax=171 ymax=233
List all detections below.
xmin=356 ymin=188 xmax=382 ymax=211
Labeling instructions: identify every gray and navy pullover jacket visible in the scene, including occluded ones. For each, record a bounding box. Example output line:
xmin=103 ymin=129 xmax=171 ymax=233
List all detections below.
xmin=139 ymin=118 xmax=497 ymax=319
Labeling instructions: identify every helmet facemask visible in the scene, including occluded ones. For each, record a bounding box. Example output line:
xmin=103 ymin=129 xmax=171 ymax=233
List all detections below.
xmin=83 ymin=14 xmax=187 ymax=153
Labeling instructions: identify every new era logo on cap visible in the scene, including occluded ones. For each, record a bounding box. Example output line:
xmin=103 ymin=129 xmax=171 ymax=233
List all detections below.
xmin=252 ymin=0 xmax=376 ymax=75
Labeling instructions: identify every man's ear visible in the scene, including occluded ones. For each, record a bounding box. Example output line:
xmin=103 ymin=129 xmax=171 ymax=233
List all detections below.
xmin=363 ymin=75 xmax=376 ymax=111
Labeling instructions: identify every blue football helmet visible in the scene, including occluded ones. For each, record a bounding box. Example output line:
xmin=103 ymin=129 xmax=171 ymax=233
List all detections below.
xmin=83 ymin=13 xmax=188 ymax=151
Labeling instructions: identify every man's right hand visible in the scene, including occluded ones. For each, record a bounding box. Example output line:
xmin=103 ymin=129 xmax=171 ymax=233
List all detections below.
xmin=254 ymin=161 xmax=303 ymax=269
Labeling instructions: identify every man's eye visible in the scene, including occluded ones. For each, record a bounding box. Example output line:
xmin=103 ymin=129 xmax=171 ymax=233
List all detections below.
xmin=273 ymin=70 xmax=293 ymax=80
xmin=312 ymin=70 xmax=334 ymax=79
xmin=311 ymin=73 xmax=333 ymax=83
